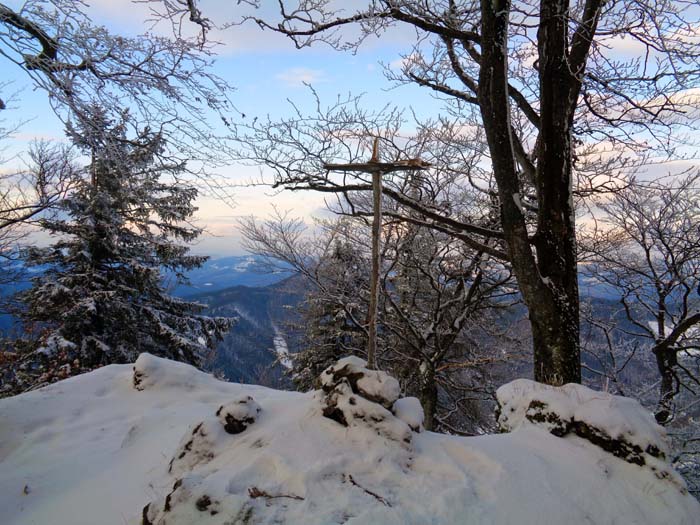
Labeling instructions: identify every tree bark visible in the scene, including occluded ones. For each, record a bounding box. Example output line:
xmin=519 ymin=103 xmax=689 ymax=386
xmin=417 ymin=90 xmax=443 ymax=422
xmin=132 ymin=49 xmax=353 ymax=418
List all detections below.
xmin=419 ymin=362 xmax=437 ymax=431
xmin=653 ymin=345 xmax=677 ymax=424
xmin=367 ymin=169 xmax=382 ymax=370
xmin=478 ymin=0 xmax=581 ymax=385
xmin=531 ymin=0 xmax=581 ymax=384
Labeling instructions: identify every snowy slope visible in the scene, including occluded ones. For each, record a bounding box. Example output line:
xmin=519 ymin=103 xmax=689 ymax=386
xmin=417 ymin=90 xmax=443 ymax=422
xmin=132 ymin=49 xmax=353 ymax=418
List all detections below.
xmin=0 ymin=355 xmax=697 ymax=525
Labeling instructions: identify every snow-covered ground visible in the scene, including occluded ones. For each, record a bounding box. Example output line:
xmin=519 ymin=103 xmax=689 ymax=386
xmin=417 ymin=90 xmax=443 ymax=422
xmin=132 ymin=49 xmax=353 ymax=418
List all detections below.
xmin=0 ymin=354 xmax=698 ymax=525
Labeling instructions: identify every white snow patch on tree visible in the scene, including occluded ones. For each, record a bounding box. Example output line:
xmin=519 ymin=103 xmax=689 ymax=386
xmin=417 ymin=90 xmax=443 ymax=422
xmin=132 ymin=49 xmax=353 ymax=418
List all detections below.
xmin=272 ymin=327 xmax=292 ymax=369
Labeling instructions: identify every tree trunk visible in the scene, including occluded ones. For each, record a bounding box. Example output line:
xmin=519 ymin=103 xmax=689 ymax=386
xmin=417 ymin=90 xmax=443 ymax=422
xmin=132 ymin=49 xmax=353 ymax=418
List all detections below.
xmin=478 ymin=0 xmax=581 ymax=385
xmin=531 ymin=0 xmax=581 ymax=384
xmin=419 ymin=362 xmax=437 ymax=431
xmin=653 ymin=345 xmax=677 ymax=424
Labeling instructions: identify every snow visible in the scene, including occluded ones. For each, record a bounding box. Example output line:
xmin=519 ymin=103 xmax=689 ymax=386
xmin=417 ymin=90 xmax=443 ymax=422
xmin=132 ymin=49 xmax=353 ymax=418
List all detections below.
xmin=36 ymin=333 xmax=77 ymax=356
xmin=233 ymin=256 xmax=257 ymax=271
xmin=272 ymin=327 xmax=292 ymax=369
xmin=322 ymin=377 xmax=413 ymax=445
xmin=216 ymin=395 xmax=261 ymax=434
xmin=512 ymin=192 xmax=524 ymax=214
xmin=0 ymin=355 xmax=698 ymax=525
xmin=321 ymin=356 xmax=401 ymax=408
xmin=497 ymin=379 xmax=670 ymax=458
xmin=392 ymin=396 xmax=424 ymax=432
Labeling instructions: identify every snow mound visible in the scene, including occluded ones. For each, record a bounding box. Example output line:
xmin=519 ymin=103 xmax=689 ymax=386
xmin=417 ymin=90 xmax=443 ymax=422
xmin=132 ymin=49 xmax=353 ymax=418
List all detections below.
xmin=320 ymin=356 xmax=400 ymax=408
xmin=133 ymin=352 xmax=213 ymax=391
xmin=168 ymin=397 xmax=261 ymax=477
xmin=1 ymin=355 xmax=698 ymax=525
xmin=497 ymin=379 xmax=669 ymax=460
xmin=319 ymin=356 xmax=413 ymax=446
xmin=216 ymin=396 xmax=261 ymax=434
xmin=168 ymin=419 xmax=227 ymax=476
xmin=496 ymin=379 xmax=687 ymax=493
xmin=392 ymin=396 xmax=424 ymax=432
xmin=321 ymin=375 xmax=413 ymax=445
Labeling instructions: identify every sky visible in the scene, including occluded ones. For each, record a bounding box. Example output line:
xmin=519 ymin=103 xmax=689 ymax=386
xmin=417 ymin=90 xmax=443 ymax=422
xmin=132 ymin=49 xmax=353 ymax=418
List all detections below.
xmin=1 ymin=0 xmax=444 ymax=257
xmin=2 ymin=1 xmax=699 ymax=258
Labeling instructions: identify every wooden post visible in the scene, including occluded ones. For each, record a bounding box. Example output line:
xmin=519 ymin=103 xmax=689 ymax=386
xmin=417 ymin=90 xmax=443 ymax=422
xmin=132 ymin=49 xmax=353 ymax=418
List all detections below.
xmin=367 ymin=164 xmax=383 ymax=370
xmin=323 ymin=138 xmax=430 ymax=371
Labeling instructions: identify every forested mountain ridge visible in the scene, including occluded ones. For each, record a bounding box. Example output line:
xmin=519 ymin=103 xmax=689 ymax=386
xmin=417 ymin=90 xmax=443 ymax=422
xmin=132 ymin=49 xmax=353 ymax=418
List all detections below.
xmin=193 ymin=275 xmax=304 ymax=385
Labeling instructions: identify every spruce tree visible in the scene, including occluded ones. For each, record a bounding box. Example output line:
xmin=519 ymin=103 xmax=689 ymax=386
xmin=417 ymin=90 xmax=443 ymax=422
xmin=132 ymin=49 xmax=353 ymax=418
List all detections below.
xmin=292 ymin=238 xmax=368 ymax=390
xmin=14 ymin=107 xmax=231 ymax=387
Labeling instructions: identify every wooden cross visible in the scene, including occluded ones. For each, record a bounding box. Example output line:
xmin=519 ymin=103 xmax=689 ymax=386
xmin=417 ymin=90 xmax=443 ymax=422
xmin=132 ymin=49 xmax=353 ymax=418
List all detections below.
xmin=323 ymin=137 xmax=431 ymax=370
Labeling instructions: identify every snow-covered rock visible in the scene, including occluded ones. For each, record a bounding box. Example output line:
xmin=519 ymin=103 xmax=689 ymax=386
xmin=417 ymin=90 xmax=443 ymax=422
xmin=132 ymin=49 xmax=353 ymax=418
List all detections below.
xmin=497 ymin=379 xmax=669 ymax=460
xmin=322 ymin=377 xmax=413 ymax=445
xmin=320 ymin=356 xmax=400 ymax=408
xmin=168 ymin=419 xmax=227 ymax=476
xmin=496 ymin=379 xmax=687 ymax=493
xmin=133 ymin=352 xmax=208 ymax=391
xmin=319 ymin=357 xmax=412 ymax=445
xmin=216 ymin=395 xmax=261 ymax=434
xmin=167 ymin=396 xmax=261 ymax=481
xmin=0 ymin=354 xmax=698 ymax=525
xmin=392 ymin=396 xmax=425 ymax=432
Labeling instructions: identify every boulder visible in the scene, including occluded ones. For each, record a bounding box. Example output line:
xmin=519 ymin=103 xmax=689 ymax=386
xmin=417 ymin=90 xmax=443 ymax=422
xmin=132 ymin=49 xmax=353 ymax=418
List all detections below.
xmin=216 ymin=396 xmax=261 ymax=435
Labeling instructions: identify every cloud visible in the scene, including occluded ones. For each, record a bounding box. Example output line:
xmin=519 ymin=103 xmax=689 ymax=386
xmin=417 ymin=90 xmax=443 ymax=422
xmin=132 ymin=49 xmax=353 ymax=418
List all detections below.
xmin=275 ymin=67 xmax=328 ymax=87
xmin=600 ymin=24 xmax=700 ymax=58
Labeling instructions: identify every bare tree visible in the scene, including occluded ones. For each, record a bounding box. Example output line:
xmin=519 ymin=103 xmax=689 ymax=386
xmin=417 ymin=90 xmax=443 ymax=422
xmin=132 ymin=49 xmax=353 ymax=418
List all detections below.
xmin=581 ymin=174 xmax=700 ymax=423
xmin=0 ymin=0 xmax=234 ymax=176
xmin=1 ymin=141 xmax=77 ymax=242
xmin=0 ymin=140 xmax=78 ymax=293
xmin=195 ymin=0 xmax=700 ymax=385
xmin=242 ymin=168 xmax=515 ymax=432
xmin=380 ymin=211 xmax=514 ymax=431
xmin=241 ymin=212 xmax=370 ymax=384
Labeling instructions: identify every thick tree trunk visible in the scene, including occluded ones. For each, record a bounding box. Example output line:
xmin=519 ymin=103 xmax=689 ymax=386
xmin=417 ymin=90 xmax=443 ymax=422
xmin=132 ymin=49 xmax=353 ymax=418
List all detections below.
xmin=531 ymin=0 xmax=581 ymax=384
xmin=653 ymin=345 xmax=677 ymax=424
xmin=419 ymin=362 xmax=438 ymax=431
xmin=479 ymin=0 xmax=581 ymax=385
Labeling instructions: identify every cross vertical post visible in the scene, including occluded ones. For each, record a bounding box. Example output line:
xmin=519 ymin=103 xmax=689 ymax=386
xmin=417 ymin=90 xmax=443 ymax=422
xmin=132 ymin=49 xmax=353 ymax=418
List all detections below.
xmin=367 ymin=139 xmax=383 ymax=370
xmin=323 ymin=137 xmax=431 ymax=371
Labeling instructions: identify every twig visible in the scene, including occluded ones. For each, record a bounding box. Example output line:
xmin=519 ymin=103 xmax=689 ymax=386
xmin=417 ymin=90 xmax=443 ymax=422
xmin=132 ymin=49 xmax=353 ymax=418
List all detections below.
xmin=345 ymin=474 xmax=392 ymax=507
xmin=248 ymin=486 xmax=304 ymax=501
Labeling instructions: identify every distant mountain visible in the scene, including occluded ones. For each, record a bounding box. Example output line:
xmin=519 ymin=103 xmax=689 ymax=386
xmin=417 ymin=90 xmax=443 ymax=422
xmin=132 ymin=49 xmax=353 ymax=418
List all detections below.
xmin=169 ymin=255 xmax=293 ymax=296
xmin=0 ymin=255 xmax=294 ymax=336
xmin=0 ymin=258 xmax=306 ymax=386
xmin=192 ymin=275 xmax=305 ymax=387
xmin=0 ymin=254 xmax=658 ymax=391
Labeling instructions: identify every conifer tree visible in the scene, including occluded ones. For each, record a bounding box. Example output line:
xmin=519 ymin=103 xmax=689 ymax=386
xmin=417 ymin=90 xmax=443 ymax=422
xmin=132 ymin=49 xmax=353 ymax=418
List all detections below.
xmin=14 ymin=107 xmax=231 ymax=387
xmin=292 ymin=237 xmax=369 ymax=390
